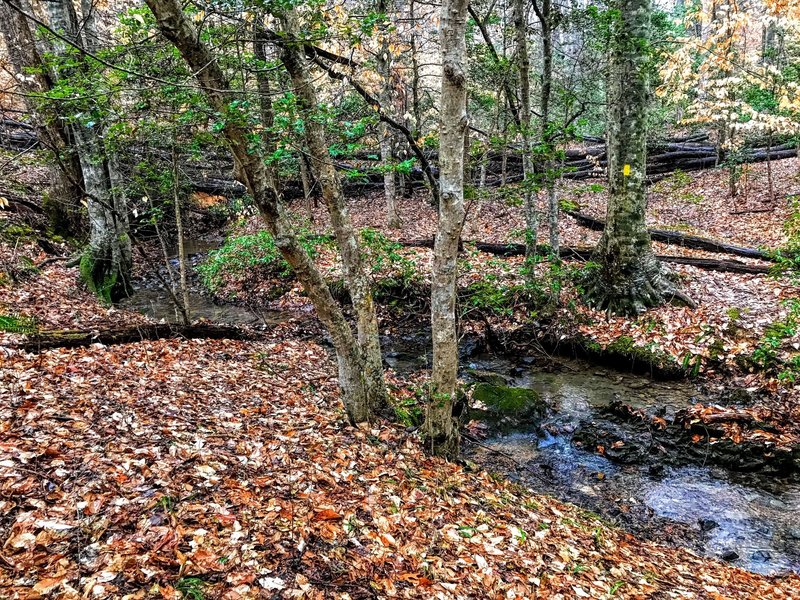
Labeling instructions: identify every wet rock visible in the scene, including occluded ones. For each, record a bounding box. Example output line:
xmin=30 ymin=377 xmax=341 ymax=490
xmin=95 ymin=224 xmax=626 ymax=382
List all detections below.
xmin=721 ymin=549 xmax=739 ymax=561
xmin=521 ymin=356 xmax=536 ymax=365
xmin=469 ymin=383 xmax=547 ymax=430
xmin=751 ymin=550 xmax=772 ymax=562
xmin=465 ymin=369 xmax=511 ymax=386
xmin=699 ymin=518 xmax=719 ymax=532
xmin=787 ymin=527 xmax=800 ymax=540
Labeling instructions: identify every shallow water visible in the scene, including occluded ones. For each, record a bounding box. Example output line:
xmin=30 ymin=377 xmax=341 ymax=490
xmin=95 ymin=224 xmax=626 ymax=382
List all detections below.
xmin=465 ymin=355 xmax=800 ymax=575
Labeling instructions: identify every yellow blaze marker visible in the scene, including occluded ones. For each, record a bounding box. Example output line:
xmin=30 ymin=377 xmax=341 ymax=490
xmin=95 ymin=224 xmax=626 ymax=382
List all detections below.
xmin=623 ymin=164 xmax=631 ymax=176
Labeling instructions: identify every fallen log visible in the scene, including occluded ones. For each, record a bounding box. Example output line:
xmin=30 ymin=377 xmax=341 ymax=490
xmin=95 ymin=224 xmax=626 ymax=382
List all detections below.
xmin=564 ymin=211 xmax=774 ymax=260
xmin=397 ymin=239 xmax=772 ymax=274
xmin=15 ymin=323 xmax=260 ymax=352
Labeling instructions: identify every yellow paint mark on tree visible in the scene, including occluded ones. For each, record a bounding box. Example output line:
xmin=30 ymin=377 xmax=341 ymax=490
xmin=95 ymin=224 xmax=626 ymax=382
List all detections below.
xmin=623 ymin=164 xmax=631 ymax=176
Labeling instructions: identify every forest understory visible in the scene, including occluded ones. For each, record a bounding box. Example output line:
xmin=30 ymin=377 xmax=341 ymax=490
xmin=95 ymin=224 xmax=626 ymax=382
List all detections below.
xmin=3 ymin=150 xmax=800 ymax=598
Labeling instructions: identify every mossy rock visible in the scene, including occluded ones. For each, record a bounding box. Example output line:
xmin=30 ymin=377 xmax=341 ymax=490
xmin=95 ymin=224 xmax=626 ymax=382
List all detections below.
xmin=469 ymin=383 xmax=546 ymax=430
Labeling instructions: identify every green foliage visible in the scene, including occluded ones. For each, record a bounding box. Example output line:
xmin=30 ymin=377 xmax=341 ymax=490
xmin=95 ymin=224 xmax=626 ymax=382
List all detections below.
xmin=175 ymin=577 xmax=205 ymax=600
xmin=359 ymin=228 xmax=419 ymax=286
xmin=199 ymin=230 xmax=328 ymax=293
xmin=0 ymin=314 xmax=37 ymax=334
xmin=393 ymin=393 xmax=424 ymax=427
xmin=771 ymin=198 xmax=800 ymax=281
xmin=750 ymin=299 xmax=800 ymax=382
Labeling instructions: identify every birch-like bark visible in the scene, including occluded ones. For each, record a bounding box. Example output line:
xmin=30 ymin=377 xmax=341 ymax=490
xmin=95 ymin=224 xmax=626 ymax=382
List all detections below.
xmin=144 ymin=0 xmax=387 ymax=421
xmin=427 ymin=0 xmax=469 ymax=458
xmin=584 ymin=0 xmax=683 ymax=315
xmin=47 ymin=0 xmax=132 ymax=301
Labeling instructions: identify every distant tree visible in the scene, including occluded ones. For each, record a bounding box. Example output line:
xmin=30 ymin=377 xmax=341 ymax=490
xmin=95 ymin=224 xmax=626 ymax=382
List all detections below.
xmin=0 ymin=0 xmax=84 ymax=235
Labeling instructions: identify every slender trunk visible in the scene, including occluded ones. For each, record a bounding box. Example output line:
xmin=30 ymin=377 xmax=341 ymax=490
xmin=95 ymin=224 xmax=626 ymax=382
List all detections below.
xmin=173 ymin=152 xmax=190 ymax=325
xmin=377 ymin=0 xmax=400 ymax=228
xmin=145 ymin=0 xmax=386 ymax=422
xmin=299 ymin=154 xmax=314 ymax=222
xmin=427 ymin=0 xmax=469 ymax=458
xmin=514 ymin=0 xmax=536 ymax=261
xmin=584 ymin=0 xmax=683 ymax=315
xmin=766 ymin=133 xmax=774 ymax=203
xmin=538 ymin=0 xmax=559 ymax=255
xmin=276 ymin=7 xmax=388 ymax=415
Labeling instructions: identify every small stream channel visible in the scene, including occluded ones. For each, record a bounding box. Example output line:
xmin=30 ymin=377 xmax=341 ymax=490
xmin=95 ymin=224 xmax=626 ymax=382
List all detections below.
xmin=461 ymin=354 xmax=800 ymax=576
xmin=120 ymin=239 xmax=800 ymax=576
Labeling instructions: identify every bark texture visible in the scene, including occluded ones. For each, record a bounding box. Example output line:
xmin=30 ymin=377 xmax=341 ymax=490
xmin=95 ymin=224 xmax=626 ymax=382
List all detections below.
xmin=584 ymin=0 xmax=679 ymax=315
xmin=144 ymin=0 xmax=387 ymax=422
xmin=427 ymin=0 xmax=469 ymax=458
xmin=46 ymin=0 xmax=132 ymax=301
xmin=0 ymin=0 xmax=84 ymax=235
xmin=377 ymin=0 xmax=400 ymax=228
xmin=514 ymin=0 xmax=537 ymax=260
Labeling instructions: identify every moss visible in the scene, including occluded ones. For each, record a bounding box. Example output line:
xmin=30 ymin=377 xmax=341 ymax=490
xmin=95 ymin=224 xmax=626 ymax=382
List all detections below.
xmin=472 ymin=383 xmax=546 ymax=421
xmin=0 ymin=222 xmax=36 ymax=243
xmin=80 ymin=250 xmax=117 ymax=305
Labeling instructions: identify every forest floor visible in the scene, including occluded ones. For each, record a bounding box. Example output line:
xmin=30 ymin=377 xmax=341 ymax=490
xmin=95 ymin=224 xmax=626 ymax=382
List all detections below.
xmin=2 ymin=157 xmax=800 ymax=597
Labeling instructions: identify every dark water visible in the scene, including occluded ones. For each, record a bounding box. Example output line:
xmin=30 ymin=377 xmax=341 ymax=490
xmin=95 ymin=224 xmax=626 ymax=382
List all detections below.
xmin=464 ymin=355 xmax=800 ymax=575
xmin=120 ymin=236 xmax=285 ymax=327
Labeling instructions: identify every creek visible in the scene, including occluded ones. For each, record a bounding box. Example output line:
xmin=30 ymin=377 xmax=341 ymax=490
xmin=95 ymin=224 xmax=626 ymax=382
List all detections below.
xmin=120 ymin=240 xmax=800 ymax=576
xmin=461 ymin=354 xmax=800 ymax=576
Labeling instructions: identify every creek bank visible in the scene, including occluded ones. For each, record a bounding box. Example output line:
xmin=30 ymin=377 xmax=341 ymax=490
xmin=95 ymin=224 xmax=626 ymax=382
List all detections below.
xmin=459 ymin=354 xmax=800 ymax=575
xmin=120 ymin=238 xmax=800 ymax=575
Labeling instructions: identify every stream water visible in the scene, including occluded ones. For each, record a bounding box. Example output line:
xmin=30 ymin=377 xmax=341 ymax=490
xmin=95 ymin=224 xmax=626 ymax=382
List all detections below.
xmin=462 ymin=354 xmax=800 ymax=576
xmin=120 ymin=240 xmax=800 ymax=576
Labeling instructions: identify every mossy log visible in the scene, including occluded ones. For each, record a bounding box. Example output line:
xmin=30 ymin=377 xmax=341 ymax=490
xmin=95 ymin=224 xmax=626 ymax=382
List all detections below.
xmin=15 ymin=323 xmax=259 ymax=352
xmin=396 ymin=239 xmax=771 ymax=274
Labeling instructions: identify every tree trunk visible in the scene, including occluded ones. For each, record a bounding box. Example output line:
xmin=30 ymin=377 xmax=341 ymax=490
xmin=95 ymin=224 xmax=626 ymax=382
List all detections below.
xmin=143 ymin=0 xmax=387 ymax=422
xmin=377 ymin=0 xmax=401 ymax=228
xmin=0 ymin=0 xmax=84 ymax=236
xmin=427 ymin=0 xmax=469 ymax=458
xmin=514 ymin=0 xmax=537 ymax=261
xmin=538 ymin=0 xmax=559 ymax=255
xmin=584 ymin=0 xmax=682 ymax=315
xmin=46 ymin=0 xmax=132 ymax=301
xmin=276 ymin=7 xmax=388 ymax=416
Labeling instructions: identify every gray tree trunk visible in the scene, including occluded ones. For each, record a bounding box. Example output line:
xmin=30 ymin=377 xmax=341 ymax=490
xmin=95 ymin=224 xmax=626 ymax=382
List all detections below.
xmin=0 ymin=0 xmax=84 ymax=235
xmin=584 ymin=0 xmax=682 ymax=315
xmin=514 ymin=0 xmax=537 ymax=260
xmin=377 ymin=0 xmax=401 ymax=228
xmin=46 ymin=0 xmax=132 ymax=301
xmin=276 ymin=7 xmax=388 ymax=417
xmin=427 ymin=0 xmax=469 ymax=458
xmin=144 ymin=0 xmax=388 ymax=422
